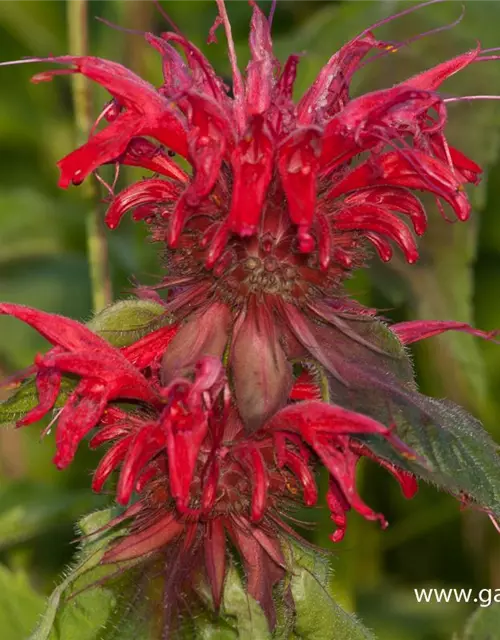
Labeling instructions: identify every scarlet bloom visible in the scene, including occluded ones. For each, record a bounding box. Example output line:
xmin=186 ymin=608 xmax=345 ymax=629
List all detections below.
xmin=2 ymin=0 xmax=500 ymax=633
xmin=8 ymin=0 xmax=495 ymax=433
xmin=0 ymin=302 xmax=417 ymax=627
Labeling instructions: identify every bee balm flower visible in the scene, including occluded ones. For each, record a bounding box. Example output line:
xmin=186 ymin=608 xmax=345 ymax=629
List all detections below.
xmin=1 ymin=1 xmax=500 ymax=634
xmin=6 ymin=0 xmax=495 ymax=435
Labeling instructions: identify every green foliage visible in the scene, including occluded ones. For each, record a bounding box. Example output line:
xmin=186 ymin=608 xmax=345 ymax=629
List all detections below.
xmin=30 ymin=509 xmax=159 ymax=640
xmin=31 ymin=513 xmax=374 ymax=640
xmin=0 ymin=565 xmax=46 ymax=640
xmin=0 ymin=377 xmax=74 ymax=426
xmin=285 ymin=542 xmax=375 ymax=640
xmin=461 ymin=602 xmax=500 ymax=640
xmin=0 ymin=481 xmax=102 ymax=549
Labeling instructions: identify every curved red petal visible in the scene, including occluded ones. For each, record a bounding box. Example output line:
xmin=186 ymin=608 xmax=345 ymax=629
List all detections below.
xmin=92 ymin=434 xmax=134 ymax=493
xmin=105 ymin=178 xmax=181 ymax=230
xmin=392 ymin=320 xmax=499 ymax=345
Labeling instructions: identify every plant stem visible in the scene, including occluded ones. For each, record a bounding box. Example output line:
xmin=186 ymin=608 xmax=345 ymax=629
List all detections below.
xmin=67 ymin=0 xmax=112 ymax=313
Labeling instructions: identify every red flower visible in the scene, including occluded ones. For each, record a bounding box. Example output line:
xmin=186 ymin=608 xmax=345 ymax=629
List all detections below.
xmin=0 ymin=302 xmax=418 ymax=626
xmin=0 ymin=303 xmax=177 ymax=469
xmin=22 ymin=2 xmax=486 ymax=259
xmin=2 ymin=2 xmax=500 ymax=629
xmin=9 ymin=1 xmax=495 ymax=433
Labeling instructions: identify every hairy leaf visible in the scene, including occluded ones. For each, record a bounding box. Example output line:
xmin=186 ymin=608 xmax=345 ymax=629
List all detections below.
xmin=284 ymin=541 xmax=375 ymax=640
xmin=29 ymin=509 xmax=157 ymax=640
xmin=461 ymin=600 xmax=500 ymax=639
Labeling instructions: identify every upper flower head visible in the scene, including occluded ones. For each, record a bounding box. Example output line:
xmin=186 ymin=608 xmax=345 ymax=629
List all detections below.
xmin=9 ymin=0 xmax=494 ymax=434
xmin=20 ymin=0 xmax=486 ymax=273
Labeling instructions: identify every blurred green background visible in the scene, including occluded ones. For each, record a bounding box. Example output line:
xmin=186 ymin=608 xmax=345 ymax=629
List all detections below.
xmin=0 ymin=1 xmax=500 ymax=638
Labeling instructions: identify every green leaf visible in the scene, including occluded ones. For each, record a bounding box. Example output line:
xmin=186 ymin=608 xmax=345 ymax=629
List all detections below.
xmin=194 ymin=563 xmax=271 ymax=640
xmin=362 ymin=394 xmax=500 ymax=518
xmin=88 ymin=299 xmax=169 ymax=347
xmin=0 ymin=565 xmax=46 ymax=640
xmin=0 ymin=377 xmax=74 ymax=426
xmin=284 ymin=541 xmax=375 ymax=640
xmin=29 ymin=508 xmax=158 ymax=640
xmin=461 ymin=602 xmax=500 ymax=639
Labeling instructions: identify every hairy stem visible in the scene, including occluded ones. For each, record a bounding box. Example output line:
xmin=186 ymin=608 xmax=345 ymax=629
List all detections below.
xmin=67 ymin=0 xmax=112 ymax=313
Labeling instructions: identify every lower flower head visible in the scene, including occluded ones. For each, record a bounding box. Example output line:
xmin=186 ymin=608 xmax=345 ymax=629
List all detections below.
xmin=0 ymin=302 xmax=418 ymax=625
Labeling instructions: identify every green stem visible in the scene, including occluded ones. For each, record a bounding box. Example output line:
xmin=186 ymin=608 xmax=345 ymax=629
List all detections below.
xmin=67 ymin=0 xmax=112 ymax=313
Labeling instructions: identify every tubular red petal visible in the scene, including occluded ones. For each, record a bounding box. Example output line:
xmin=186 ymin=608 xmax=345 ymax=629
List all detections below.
xmin=45 ymin=56 xmax=170 ymax=112
xmin=144 ymin=32 xmax=192 ymax=96
xmin=323 ymin=442 xmax=388 ymax=529
xmin=364 ymin=231 xmax=393 ymax=262
xmin=121 ymin=324 xmax=178 ymax=370
xmin=105 ymin=178 xmax=181 ymax=230
xmin=280 ymin=449 xmax=318 ymax=506
xmin=404 ymin=46 xmax=480 ymax=91
xmin=343 ymin=186 xmax=428 ymax=236
xmin=184 ymin=93 xmax=230 ymax=203
xmin=319 ymin=87 xmax=441 ymax=169
xmin=161 ymin=32 xmax=230 ymax=107
xmin=242 ymin=445 xmax=269 ymax=523
xmin=227 ymin=117 xmax=274 ymax=236
xmin=53 ymin=58 xmax=189 ymax=188
xmin=298 ymin=33 xmax=382 ymax=125
xmin=17 ymin=368 xmax=62 ymax=426
xmin=163 ymin=394 xmax=209 ymax=508
xmin=278 ymin=127 xmax=321 ymax=243
xmin=89 ymin=423 xmax=130 ymax=449
xmin=334 ymin=205 xmax=419 ymax=264
xmin=116 ymin=424 xmax=166 ymax=505
xmin=58 ymin=113 xmax=144 ymax=188
xmin=276 ymin=55 xmax=300 ymax=103
xmin=326 ymin=478 xmax=350 ymax=542
xmin=53 ymin=381 xmax=110 ymax=469
xmin=206 ymin=223 xmax=230 ymax=269
xmin=268 ymin=400 xmax=393 ymax=440
xmin=41 ymin=351 xmax=155 ymax=404
xmin=0 ymin=303 xmax=114 ymax=352
xmin=246 ymin=1 xmax=276 ymax=115
xmin=118 ymin=137 xmax=188 ymax=183
xmin=350 ymin=440 xmax=419 ymax=499
xmin=92 ymin=435 xmax=134 ymax=493
xmin=201 ymin=459 xmax=220 ymax=511
xmin=167 ymin=194 xmax=189 ymax=247
xmin=135 ymin=461 xmax=163 ymax=493
xmin=392 ymin=320 xmax=499 ymax=345
xmin=327 ymin=151 xmax=471 ymax=222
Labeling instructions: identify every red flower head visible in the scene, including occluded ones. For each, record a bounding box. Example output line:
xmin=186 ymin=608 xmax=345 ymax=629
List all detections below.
xmin=7 ymin=0 xmax=497 ymax=435
xmin=0 ymin=303 xmax=417 ymax=629
xmin=2 ymin=1 xmax=500 ymax=633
